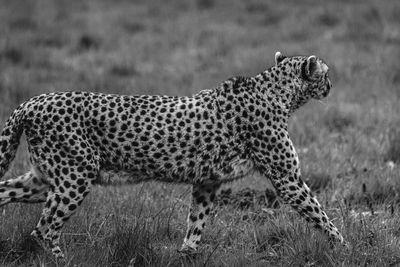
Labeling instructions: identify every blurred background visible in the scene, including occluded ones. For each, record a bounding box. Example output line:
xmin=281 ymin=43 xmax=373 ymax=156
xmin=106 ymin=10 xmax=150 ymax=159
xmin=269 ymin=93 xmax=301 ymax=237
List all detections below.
xmin=0 ymin=0 xmax=399 ymax=266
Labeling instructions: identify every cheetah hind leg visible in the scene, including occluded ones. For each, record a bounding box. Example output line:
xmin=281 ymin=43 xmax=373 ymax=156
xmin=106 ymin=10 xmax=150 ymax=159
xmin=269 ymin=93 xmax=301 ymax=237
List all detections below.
xmin=0 ymin=170 xmax=48 ymax=207
xmin=179 ymin=183 xmax=220 ymax=254
xmin=0 ymin=170 xmax=49 ymax=258
xmin=31 ymin=167 xmax=95 ymax=259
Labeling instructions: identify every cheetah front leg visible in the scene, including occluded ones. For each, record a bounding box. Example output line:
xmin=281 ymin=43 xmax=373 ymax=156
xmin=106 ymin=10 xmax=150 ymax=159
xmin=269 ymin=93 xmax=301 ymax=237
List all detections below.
xmin=269 ymin=168 xmax=344 ymax=243
xmin=253 ymin=133 xmax=344 ymax=244
xmin=179 ymin=183 xmax=220 ymax=253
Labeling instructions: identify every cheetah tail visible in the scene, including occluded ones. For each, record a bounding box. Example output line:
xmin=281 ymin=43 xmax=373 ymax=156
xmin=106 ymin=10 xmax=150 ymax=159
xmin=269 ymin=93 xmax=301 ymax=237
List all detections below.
xmin=0 ymin=103 xmax=26 ymax=179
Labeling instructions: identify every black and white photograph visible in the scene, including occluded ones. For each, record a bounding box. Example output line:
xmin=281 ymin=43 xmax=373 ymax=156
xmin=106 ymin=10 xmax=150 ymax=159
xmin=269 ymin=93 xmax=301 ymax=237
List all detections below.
xmin=0 ymin=0 xmax=399 ymax=266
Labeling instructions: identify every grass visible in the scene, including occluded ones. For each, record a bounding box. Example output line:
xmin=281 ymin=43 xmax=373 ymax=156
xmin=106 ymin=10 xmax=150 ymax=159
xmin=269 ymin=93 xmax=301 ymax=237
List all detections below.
xmin=0 ymin=0 xmax=400 ymax=266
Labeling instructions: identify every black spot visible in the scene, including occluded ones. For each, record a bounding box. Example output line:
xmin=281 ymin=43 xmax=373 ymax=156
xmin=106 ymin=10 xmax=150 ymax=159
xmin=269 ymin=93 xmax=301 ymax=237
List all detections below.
xmin=68 ymin=204 xmax=77 ymax=211
xmin=62 ymin=197 xmax=70 ymax=205
xmin=190 ymin=215 xmax=197 ymax=222
xmin=56 ymin=210 xmax=65 ymax=217
xmin=210 ymin=193 xmax=215 ymax=202
xmin=62 ymin=168 xmax=69 ymax=175
xmin=164 ymin=163 xmax=172 ymax=169
xmin=306 ymin=206 xmax=313 ymax=212
xmin=196 ymin=196 xmax=205 ymax=204
xmin=78 ymin=186 xmax=86 ymax=193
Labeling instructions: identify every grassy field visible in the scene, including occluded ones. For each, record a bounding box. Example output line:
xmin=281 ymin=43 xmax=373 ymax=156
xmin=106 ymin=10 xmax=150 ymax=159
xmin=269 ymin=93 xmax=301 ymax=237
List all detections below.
xmin=0 ymin=0 xmax=400 ymax=266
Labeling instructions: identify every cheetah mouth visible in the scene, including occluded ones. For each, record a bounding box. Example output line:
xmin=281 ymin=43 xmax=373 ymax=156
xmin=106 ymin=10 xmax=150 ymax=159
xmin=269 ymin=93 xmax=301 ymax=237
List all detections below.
xmin=313 ymin=90 xmax=330 ymax=100
xmin=321 ymin=87 xmax=330 ymax=98
xmin=323 ymin=78 xmax=332 ymax=97
xmin=314 ymin=81 xmax=331 ymax=100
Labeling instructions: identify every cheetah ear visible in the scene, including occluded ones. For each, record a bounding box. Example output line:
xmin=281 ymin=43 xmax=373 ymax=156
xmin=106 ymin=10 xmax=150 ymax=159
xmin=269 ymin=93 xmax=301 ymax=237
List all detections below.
xmin=302 ymin=55 xmax=320 ymax=80
xmin=274 ymin=51 xmax=286 ymax=65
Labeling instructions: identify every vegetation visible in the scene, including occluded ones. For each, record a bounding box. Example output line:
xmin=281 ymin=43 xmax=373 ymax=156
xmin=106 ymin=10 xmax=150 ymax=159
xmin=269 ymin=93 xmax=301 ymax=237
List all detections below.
xmin=0 ymin=0 xmax=399 ymax=266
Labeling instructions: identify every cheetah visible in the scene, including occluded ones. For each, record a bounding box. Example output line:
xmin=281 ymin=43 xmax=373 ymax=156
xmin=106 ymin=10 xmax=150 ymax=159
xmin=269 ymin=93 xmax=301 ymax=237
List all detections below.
xmin=0 ymin=52 xmax=344 ymax=258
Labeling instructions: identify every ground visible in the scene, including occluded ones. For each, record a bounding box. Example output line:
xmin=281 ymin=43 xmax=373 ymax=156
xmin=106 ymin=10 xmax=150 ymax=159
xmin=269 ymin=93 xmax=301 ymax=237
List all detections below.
xmin=0 ymin=0 xmax=399 ymax=266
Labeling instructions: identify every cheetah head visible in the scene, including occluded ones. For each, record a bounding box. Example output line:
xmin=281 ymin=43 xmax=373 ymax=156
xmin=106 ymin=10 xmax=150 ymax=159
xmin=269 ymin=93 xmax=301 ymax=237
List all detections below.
xmin=275 ymin=51 xmax=332 ymax=100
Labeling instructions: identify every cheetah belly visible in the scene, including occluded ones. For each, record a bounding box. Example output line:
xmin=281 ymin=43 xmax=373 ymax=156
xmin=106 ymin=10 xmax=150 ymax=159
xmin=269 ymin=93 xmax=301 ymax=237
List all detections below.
xmin=96 ymin=157 xmax=255 ymax=186
xmin=96 ymin=169 xmax=146 ymax=186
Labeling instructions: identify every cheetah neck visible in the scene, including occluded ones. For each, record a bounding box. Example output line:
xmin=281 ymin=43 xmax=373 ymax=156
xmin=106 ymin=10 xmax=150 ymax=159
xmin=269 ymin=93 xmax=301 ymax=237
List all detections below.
xmin=253 ymin=67 xmax=311 ymax=116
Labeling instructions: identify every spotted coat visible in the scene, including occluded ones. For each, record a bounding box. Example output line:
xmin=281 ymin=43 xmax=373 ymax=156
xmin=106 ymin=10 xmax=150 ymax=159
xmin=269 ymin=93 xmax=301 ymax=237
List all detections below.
xmin=0 ymin=52 xmax=343 ymax=258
